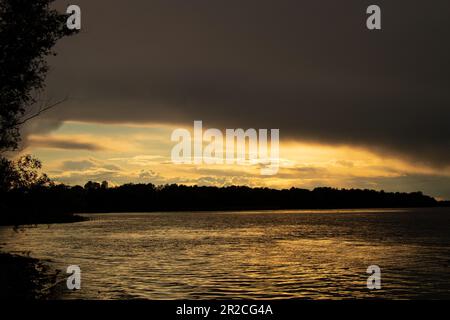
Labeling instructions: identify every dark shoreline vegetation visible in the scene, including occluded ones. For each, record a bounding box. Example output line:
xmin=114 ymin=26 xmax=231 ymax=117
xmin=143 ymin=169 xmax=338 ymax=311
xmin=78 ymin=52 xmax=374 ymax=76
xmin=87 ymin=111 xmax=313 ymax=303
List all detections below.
xmin=1 ymin=183 xmax=449 ymax=226
xmin=0 ymin=252 xmax=63 ymax=299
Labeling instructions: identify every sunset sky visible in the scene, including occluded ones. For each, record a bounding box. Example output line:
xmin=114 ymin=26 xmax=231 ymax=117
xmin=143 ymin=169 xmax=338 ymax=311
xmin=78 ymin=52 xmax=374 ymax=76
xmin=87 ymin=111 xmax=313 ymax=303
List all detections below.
xmin=17 ymin=0 xmax=450 ymax=199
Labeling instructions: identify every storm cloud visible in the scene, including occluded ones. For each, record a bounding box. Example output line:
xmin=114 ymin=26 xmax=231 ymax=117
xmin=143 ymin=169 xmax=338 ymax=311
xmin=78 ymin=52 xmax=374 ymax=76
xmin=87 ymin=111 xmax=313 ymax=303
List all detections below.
xmin=28 ymin=136 xmax=105 ymax=151
xmin=39 ymin=0 xmax=450 ymax=167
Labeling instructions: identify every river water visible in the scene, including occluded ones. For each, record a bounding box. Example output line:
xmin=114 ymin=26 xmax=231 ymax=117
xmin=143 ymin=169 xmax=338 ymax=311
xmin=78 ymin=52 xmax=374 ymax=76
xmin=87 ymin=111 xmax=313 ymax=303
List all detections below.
xmin=1 ymin=208 xmax=450 ymax=299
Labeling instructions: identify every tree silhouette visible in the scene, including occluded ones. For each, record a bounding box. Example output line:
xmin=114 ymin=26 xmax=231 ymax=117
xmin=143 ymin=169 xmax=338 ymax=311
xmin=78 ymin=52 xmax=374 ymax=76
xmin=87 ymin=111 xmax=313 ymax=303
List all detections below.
xmin=1 ymin=155 xmax=52 ymax=191
xmin=0 ymin=0 xmax=73 ymax=153
xmin=0 ymin=0 xmax=76 ymax=192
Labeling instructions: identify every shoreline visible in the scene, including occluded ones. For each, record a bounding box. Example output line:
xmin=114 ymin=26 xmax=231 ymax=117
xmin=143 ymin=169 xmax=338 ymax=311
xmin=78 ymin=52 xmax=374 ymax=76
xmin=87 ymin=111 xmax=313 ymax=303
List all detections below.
xmin=0 ymin=213 xmax=87 ymax=227
xmin=0 ymin=217 xmax=86 ymax=299
xmin=76 ymin=205 xmax=450 ymax=215
xmin=0 ymin=252 xmax=63 ymax=299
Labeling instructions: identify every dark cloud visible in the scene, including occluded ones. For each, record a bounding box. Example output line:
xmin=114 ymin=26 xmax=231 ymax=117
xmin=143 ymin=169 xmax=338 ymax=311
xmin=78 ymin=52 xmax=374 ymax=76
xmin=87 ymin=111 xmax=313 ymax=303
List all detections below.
xmin=335 ymin=160 xmax=354 ymax=168
xmin=28 ymin=136 xmax=105 ymax=151
xmin=275 ymin=166 xmax=329 ymax=179
xmin=62 ymin=159 xmax=96 ymax=170
xmin=138 ymin=169 xmax=159 ymax=179
xmin=60 ymin=159 xmax=121 ymax=171
xmin=41 ymin=0 xmax=450 ymax=166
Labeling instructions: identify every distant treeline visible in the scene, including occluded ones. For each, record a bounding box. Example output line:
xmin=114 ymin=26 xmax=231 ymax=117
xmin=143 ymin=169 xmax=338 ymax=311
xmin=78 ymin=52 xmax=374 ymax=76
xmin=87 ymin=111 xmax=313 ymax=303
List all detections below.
xmin=1 ymin=182 xmax=448 ymax=224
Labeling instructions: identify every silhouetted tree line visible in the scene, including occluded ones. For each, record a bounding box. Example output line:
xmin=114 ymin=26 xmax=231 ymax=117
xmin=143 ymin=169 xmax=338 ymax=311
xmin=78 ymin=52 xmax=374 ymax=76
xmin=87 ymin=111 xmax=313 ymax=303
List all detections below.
xmin=1 ymin=181 xmax=446 ymax=224
xmin=0 ymin=1 xmax=77 ymax=225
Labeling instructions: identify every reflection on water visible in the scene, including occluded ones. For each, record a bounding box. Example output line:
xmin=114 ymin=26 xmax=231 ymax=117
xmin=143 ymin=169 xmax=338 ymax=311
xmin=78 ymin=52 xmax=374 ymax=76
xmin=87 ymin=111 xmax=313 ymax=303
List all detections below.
xmin=1 ymin=208 xmax=450 ymax=299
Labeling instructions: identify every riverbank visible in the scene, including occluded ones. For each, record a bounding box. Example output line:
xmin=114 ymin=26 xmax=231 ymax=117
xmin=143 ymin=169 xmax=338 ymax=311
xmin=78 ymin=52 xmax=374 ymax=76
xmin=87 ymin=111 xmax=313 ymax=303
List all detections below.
xmin=0 ymin=252 xmax=62 ymax=299
xmin=0 ymin=213 xmax=87 ymax=226
xmin=0 ymin=215 xmax=86 ymax=299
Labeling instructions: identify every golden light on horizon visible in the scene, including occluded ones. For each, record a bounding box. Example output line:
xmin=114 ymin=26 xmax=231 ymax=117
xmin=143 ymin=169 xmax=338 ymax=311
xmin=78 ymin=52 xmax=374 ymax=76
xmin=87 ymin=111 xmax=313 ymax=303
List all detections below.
xmin=17 ymin=120 xmax=450 ymax=199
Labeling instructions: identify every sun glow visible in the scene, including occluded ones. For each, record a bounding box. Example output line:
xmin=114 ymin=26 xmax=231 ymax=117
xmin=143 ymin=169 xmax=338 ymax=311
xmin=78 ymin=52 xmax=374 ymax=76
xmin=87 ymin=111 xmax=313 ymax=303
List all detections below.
xmin=20 ymin=120 xmax=450 ymax=198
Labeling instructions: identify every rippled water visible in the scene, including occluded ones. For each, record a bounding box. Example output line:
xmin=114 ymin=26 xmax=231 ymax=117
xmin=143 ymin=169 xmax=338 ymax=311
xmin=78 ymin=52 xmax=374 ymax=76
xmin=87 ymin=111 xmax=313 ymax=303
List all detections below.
xmin=1 ymin=208 xmax=450 ymax=299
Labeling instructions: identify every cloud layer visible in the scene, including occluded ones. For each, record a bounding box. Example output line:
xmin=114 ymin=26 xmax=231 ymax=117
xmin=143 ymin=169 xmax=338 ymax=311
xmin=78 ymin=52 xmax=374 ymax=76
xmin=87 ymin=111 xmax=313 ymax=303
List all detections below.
xmin=36 ymin=0 xmax=450 ymax=168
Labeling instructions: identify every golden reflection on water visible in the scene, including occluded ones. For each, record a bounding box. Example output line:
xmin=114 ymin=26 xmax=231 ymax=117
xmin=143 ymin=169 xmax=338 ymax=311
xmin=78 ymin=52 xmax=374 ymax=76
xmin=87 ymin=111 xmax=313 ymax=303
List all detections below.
xmin=1 ymin=208 xmax=450 ymax=299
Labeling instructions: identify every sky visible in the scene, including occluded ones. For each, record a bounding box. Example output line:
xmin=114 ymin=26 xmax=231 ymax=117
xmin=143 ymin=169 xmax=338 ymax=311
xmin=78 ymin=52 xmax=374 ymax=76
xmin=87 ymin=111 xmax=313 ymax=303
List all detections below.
xmin=18 ymin=0 xmax=450 ymax=199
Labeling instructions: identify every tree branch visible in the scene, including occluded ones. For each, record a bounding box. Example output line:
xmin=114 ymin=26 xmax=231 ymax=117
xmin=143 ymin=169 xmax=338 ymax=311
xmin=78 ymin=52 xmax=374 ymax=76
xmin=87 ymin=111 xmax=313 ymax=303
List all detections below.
xmin=17 ymin=96 xmax=68 ymax=125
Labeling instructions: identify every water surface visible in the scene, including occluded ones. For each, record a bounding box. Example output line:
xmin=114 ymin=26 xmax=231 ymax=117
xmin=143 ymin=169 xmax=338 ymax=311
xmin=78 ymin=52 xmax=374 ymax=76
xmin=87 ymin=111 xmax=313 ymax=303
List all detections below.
xmin=1 ymin=208 xmax=450 ymax=299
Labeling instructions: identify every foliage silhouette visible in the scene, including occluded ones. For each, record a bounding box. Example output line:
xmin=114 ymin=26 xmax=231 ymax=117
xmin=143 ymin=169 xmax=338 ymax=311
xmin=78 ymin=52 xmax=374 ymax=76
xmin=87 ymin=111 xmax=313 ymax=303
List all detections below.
xmin=0 ymin=0 xmax=74 ymax=152
xmin=0 ymin=1 xmax=77 ymax=223
xmin=1 ymin=182 xmax=446 ymax=225
xmin=0 ymin=1 xmax=75 ymax=199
